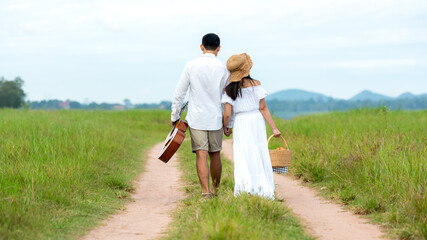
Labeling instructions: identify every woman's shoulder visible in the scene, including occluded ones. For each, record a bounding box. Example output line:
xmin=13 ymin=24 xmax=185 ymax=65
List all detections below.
xmin=253 ymin=80 xmax=261 ymax=86
xmin=242 ymin=79 xmax=262 ymax=88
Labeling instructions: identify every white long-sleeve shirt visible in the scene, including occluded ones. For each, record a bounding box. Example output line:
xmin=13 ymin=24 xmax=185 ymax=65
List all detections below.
xmin=171 ymin=53 xmax=230 ymax=130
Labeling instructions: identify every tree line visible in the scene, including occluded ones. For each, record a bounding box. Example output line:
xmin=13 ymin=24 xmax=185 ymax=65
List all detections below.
xmin=1 ymin=76 xmax=426 ymax=118
xmin=0 ymin=76 xmax=173 ymax=110
xmin=30 ymin=100 xmax=171 ymax=110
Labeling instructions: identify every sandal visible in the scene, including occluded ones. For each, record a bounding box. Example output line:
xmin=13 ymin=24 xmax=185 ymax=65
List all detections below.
xmin=201 ymin=192 xmax=213 ymax=199
xmin=211 ymin=186 xmax=218 ymax=196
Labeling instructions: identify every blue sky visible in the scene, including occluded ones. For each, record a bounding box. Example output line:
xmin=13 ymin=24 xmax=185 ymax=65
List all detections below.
xmin=1 ymin=0 xmax=426 ymax=103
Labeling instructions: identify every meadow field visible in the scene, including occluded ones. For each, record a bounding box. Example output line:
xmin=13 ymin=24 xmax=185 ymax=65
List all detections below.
xmin=0 ymin=109 xmax=170 ymax=239
xmin=165 ymin=141 xmax=313 ymax=240
xmin=1 ymin=108 xmax=426 ymax=239
xmin=270 ymin=107 xmax=427 ymax=239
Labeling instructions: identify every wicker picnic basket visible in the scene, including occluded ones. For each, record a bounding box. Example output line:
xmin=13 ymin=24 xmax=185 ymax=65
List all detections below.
xmin=268 ymin=135 xmax=292 ymax=167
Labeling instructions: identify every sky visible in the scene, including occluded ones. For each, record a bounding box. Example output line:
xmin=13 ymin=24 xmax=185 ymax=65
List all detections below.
xmin=1 ymin=0 xmax=426 ymax=104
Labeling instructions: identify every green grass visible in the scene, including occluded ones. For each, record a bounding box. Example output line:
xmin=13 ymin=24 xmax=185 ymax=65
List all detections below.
xmin=0 ymin=109 xmax=171 ymax=240
xmin=2 ymin=107 xmax=425 ymax=239
xmin=165 ymin=140 xmax=313 ymax=240
xmin=270 ymin=107 xmax=427 ymax=239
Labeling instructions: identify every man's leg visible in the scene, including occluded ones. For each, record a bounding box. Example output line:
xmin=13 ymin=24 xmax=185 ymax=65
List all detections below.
xmin=196 ymin=150 xmax=210 ymax=194
xmin=207 ymin=128 xmax=223 ymax=194
xmin=209 ymin=151 xmax=222 ymax=193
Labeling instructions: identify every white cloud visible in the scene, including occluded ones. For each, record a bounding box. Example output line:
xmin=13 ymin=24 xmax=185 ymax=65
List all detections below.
xmin=1 ymin=0 xmax=426 ymax=102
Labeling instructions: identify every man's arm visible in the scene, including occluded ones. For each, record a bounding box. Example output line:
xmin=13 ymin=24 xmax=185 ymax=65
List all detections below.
xmin=171 ymin=65 xmax=190 ymax=124
xmin=221 ymin=68 xmax=234 ymax=130
xmin=223 ymin=103 xmax=233 ymax=136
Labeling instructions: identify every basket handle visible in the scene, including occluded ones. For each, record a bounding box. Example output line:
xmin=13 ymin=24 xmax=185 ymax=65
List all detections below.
xmin=267 ymin=135 xmax=289 ymax=150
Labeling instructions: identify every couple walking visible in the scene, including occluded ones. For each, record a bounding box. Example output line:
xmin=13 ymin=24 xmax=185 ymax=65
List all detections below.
xmin=171 ymin=33 xmax=281 ymax=199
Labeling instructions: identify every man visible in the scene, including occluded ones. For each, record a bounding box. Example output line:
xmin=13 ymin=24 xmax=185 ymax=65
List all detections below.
xmin=171 ymin=33 xmax=232 ymax=198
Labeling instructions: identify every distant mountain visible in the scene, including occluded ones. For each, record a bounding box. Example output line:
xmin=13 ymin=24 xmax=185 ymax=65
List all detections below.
xmin=268 ymin=89 xmax=332 ymax=101
xmin=266 ymin=89 xmax=427 ymax=119
xmin=397 ymin=92 xmax=416 ymax=99
xmin=268 ymin=89 xmax=427 ymax=102
xmin=349 ymin=90 xmax=393 ymax=101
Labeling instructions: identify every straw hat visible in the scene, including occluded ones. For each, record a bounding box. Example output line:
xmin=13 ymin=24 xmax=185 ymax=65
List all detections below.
xmin=226 ymin=53 xmax=253 ymax=83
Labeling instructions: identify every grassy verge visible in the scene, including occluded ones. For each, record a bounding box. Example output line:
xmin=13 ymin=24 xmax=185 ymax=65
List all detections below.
xmin=270 ymin=108 xmax=427 ymax=239
xmin=0 ymin=109 xmax=170 ymax=240
xmin=165 ymin=140 xmax=313 ymax=240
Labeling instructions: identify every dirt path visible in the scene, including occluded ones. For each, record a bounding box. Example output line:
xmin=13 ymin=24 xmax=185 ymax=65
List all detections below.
xmin=222 ymin=139 xmax=388 ymax=240
xmin=83 ymin=142 xmax=185 ymax=240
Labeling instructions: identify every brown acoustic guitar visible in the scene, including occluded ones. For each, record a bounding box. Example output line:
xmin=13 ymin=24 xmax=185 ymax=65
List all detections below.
xmin=158 ymin=102 xmax=188 ymax=163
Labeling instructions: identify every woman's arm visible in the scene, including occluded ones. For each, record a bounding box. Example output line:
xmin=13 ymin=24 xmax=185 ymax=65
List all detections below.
xmin=223 ymin=103 xmax=233 ymax=136
xmin=259 ymin=99 xmax=281 ymax=137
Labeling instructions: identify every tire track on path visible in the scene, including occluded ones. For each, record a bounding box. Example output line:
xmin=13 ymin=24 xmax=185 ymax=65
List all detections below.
xmin=222 ymin=139 xmax=388 ymax=240
xmin=83 ymin=142 xmax=185 ymax=240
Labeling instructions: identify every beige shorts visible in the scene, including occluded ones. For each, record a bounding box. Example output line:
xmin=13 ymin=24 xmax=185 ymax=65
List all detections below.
xmin=189 ymin=127 xmax=223 ymax=153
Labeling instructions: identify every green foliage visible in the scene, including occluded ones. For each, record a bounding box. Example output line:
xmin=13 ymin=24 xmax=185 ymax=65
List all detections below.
xmin=0 ymin=109 xmax=171 ymax=240
xmin=269 ymin=108 xmax=427 ymax=239
xmin=30 ymin=100 xmax=172 ymax=110
xmin=165 ymin=141 xmax=313 ymax=240
xmin=0 ymin=76 xmax=26 ymax=108
xmin=30 ymin=100 xmax=121 ymax=110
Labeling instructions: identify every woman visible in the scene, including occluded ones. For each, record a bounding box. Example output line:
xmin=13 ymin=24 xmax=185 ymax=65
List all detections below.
xmin=222 ymin=53 xmax=281 ymax=199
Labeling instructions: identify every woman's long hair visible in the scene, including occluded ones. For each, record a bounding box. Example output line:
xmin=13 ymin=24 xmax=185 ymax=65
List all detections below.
xmin=225 ymin=75 xmax=255 ymax=100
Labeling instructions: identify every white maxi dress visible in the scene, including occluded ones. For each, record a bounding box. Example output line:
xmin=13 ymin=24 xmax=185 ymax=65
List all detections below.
xmin=222 ymin=85 xmax=275 ymax=199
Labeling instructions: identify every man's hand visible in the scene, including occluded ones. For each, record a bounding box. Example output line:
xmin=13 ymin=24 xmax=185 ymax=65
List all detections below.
xmin=171 ymin=121 xmax=176 ymax=127
xmin=224 ymin=127 xmax=232 ymax=137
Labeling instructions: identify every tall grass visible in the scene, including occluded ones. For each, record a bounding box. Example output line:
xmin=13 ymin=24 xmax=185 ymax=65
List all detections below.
xmin=270 ymin=108 xmax=427 ymax=239
xmin=165 ymin=140 xmax=313 ymax=240
xmin=2 ymin=108 xmax=425 ymax=239
xmin=0 ymin=109 xmax=170 ymax=240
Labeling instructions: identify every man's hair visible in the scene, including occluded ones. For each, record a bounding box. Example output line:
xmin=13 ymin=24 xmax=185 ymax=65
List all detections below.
xmin=202 ymin=33 xmax=220 ymax=51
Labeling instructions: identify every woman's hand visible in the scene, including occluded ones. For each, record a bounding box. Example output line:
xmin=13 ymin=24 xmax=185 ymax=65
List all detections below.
xmin=224 ymin=127 xmax=232 ymax=137
xmin=273 ymin=128 xmax=281 ymax=137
